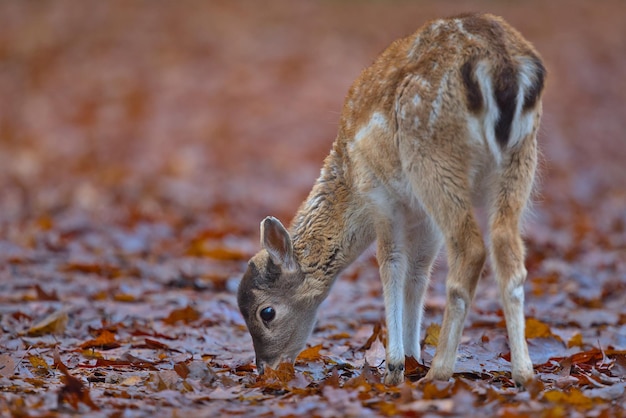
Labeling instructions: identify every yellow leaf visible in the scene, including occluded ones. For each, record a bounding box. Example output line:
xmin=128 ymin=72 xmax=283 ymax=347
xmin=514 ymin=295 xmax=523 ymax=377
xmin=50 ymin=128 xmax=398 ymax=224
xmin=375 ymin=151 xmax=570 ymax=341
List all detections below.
xmin=28 ymin=355 xmax=49 ymax=371
xmin=525 ymin=317 xmax=558 ymax=340
xmin=113 ymin=293 xmax=136 ymax=302
xmin=424 ymin=323 xmax=440 ymax=346
xmin=81 ymin=350 xmax=103 ymax=359
xmin=567 ymin=332 xmax=584 ymax=348
xmin=25 ymin=310 xmax=68 ymax=336
xmin=543 ymin=388 xmax=593 ymax=410
xmin=121 ymin=375 xmax=143 ymax=386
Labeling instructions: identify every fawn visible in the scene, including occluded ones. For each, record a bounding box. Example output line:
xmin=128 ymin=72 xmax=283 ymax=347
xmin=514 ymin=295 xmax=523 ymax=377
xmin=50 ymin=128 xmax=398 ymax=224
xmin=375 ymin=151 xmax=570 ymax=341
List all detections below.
xmin=238 ymin=13 xmax=545 ymax=386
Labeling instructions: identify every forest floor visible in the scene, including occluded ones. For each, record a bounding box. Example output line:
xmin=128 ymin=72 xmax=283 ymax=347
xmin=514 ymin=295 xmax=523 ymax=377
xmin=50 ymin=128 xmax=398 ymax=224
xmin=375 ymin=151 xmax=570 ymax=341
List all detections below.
xmin=1 ymin=1 xmax=625 ymax=417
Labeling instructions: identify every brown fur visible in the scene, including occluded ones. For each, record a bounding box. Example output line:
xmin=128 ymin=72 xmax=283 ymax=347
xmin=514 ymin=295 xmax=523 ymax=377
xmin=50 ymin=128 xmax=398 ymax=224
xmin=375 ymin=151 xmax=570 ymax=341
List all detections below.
xmin=238 ymin=13 xmax=545 ymax=386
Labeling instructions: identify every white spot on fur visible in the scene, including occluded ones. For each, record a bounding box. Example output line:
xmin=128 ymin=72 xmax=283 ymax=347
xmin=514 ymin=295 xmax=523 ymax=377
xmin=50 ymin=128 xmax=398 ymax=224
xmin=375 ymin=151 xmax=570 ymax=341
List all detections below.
xmin=412 ymin=94 xmax=421 ymax=107
xmin=428 ymin=72 xmax=449 ymax=130
xmin=508 ymin=57 xmax=539 ymax=148
xmin=355 ymin=111 xmax=388 ymax=143
xmin=454 ymin=18 xmax=475 ymax=40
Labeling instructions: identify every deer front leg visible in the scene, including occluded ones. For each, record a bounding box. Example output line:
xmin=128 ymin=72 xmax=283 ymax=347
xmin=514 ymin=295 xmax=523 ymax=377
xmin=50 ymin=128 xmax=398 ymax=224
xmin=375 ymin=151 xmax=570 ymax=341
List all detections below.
xmin=376 ymin=220 xmax=409 ymax=385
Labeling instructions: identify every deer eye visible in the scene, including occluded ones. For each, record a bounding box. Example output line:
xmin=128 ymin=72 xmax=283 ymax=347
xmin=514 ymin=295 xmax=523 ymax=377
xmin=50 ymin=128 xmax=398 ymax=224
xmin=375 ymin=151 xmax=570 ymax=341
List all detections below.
xmin=259 ymin=307 xmax=276 ymax=322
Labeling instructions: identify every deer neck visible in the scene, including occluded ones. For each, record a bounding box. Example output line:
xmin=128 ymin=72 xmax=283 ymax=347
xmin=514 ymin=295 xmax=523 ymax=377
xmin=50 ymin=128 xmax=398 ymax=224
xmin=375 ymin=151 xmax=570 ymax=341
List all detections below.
xmin=290 ymin=143 xmax=374 ymax=300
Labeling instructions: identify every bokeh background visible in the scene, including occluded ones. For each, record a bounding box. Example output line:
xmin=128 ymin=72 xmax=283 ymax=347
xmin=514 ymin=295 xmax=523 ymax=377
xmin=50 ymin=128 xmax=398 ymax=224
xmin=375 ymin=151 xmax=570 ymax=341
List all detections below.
xmin=1 ymin=0 xmax=625 ymax=236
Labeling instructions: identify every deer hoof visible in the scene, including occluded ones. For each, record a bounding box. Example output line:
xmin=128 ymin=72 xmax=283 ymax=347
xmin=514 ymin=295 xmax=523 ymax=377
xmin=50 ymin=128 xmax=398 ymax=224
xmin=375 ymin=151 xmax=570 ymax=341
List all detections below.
xmin=384 ymin=363 xmax=405 ymax=386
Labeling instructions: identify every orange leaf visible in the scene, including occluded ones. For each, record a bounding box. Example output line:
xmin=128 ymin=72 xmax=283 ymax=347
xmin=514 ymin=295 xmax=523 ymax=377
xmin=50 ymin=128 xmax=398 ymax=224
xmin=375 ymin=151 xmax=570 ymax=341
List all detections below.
xmin=186 ymin=239 xmax=247 ymax=260
xmin=163 ymin=305 xmax=201 ymax=325
xmin=80 ymin=330 xmax=120 ymax=350
xmin=422 ymin=380 xmax=453 ymax=400
xmin=297 ymin=344 xmax=323 ymax=362
xmin=405 ymin=356 xmax=428 ymax=379
xmin=254 ymin=362 xmax=296 ymax=390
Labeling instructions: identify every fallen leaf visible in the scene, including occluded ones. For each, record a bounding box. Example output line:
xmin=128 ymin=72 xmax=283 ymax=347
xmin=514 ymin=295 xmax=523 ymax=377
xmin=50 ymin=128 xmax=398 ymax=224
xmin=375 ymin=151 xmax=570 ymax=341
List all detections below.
xmin=525 ymin=317 xmax=560 ymax=340
xmin=567 ymin=333 xmax=584 ymax=348
xmin=0 ymin=354 xmax=15 ymax=377
xmin=28 ymin=355 xmax=50 ymax=376
xmin=25 ymin=310 xmax=68 ymax=336
xmin=54 ymin=349 xmax=99 ymax=411
xmin=423 ymin=323 xmax=440 ymax=346
xmin=120 ymin=375 xmax=143 ymax=386
xmin=364 ymin=338 xmax=386 ymax=368
xmin=174 ymin=362 xmax=190 ymax=379
xmin=34 ymin=284 xmax=59 ymax=301
xmin=297 ymin=344 xmax=324 ymax=362
xmin=80 ymin=330 xmax=120 ymax=350
xmin=360 ymin=322 xmax=383 ymax=350
xmin=162 ymin=305 xmax=201 ymax=325
xmin=543 ymin=388 xmax=593 ymax=410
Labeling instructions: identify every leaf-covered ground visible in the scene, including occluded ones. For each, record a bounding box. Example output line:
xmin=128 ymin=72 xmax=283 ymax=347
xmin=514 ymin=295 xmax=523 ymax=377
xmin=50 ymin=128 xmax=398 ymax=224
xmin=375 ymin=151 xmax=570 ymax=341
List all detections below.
xmin=1 ymin=1 xmax=625 ymax=416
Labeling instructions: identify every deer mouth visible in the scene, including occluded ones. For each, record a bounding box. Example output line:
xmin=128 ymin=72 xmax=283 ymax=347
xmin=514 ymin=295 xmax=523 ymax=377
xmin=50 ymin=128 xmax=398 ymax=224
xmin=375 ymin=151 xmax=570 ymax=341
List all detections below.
xmin=256 ymin=354 xmax=295 ymax=375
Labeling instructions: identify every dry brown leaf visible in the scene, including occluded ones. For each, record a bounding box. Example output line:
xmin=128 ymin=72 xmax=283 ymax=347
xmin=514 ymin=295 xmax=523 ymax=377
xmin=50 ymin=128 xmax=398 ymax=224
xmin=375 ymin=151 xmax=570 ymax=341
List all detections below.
xmin=174 ymin=362 xmax=190 ymax=379
xmin=54 ymin=349 xmax=100 ymax=411
xmin=361 ymin=322 xmax=383 ymax=350
xmin=34 ymin=284 xmax=59 ymax=301
xmin=0 ymin=354 xmax=16 ymax=378
xmin=25 ymin=310 xmax=68 ymax=336
xmin=364 ymin=338 xmax=386 ymax=367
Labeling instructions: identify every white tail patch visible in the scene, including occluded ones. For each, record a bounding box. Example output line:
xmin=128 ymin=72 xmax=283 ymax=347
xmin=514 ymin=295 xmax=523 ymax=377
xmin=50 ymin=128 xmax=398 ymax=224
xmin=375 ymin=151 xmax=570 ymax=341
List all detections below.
xmin=473 ymin=61 xmax=503 ymax=164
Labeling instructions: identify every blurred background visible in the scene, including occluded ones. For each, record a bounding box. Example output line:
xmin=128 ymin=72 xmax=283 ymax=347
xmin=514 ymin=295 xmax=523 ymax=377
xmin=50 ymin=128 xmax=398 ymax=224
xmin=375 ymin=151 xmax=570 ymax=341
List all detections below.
xmin=0 ymin=0 xmax=624 ymax=250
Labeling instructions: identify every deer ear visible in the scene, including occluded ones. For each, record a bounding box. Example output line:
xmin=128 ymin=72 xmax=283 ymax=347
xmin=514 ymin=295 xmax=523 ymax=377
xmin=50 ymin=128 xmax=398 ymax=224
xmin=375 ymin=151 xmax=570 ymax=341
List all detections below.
xmin=260 ymin=216 xmax=297 ymax=272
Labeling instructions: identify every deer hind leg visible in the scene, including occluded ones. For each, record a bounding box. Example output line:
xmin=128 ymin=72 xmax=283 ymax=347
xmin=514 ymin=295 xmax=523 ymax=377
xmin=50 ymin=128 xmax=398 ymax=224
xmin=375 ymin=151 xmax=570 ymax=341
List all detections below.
xmin=374 ymin=204 xmax=410 ymax=385
xmin=490 ymin=134 xmax=538 ymax=385
xmin=403 ymin=218 xmax=442 ymax=361
xmin=406 ymin=150 xmax=487 ymax=381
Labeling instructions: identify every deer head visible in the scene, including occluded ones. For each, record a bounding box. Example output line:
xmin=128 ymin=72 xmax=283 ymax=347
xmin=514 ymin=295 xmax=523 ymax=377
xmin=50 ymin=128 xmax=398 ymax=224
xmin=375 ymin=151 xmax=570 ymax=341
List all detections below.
xmin=237 ymin=216 xmax=320 ymax=374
